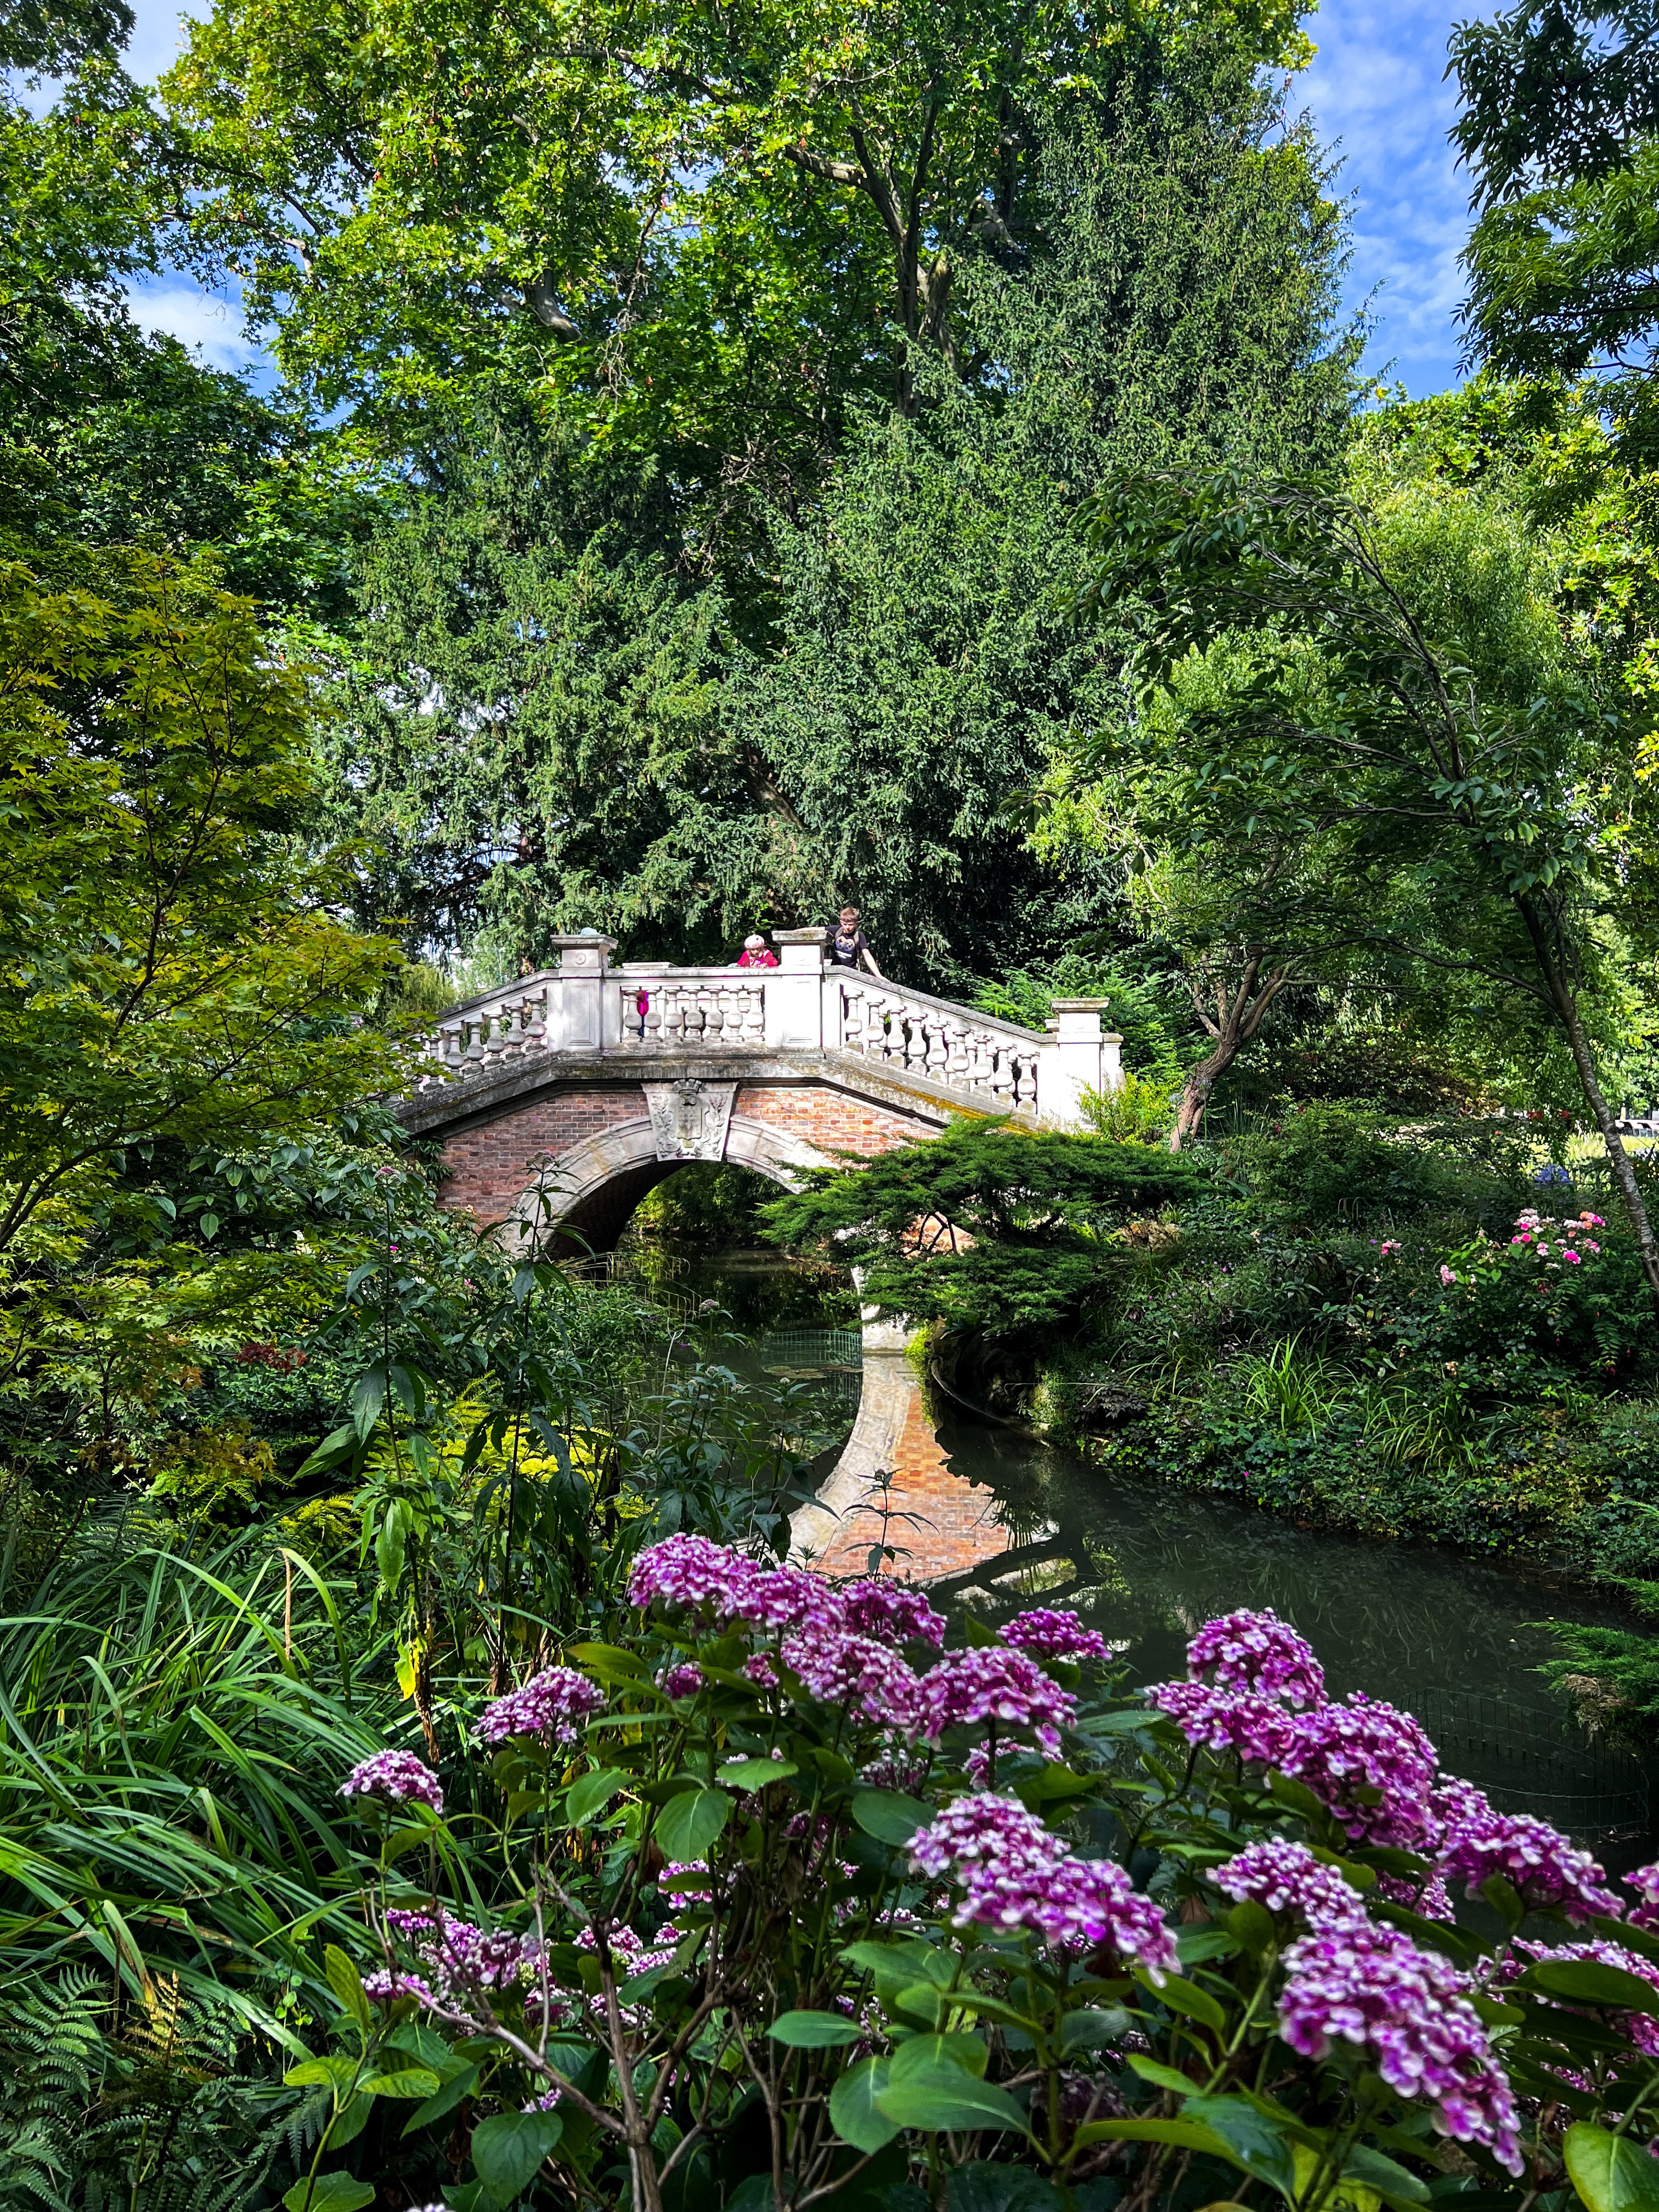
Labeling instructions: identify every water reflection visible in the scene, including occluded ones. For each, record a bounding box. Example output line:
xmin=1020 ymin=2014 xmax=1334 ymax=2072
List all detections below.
xmin=928 ymin=1410 xmax=1651 ymax=1855
xmin=932 ymin=1409 xmax=1626 ymax=1711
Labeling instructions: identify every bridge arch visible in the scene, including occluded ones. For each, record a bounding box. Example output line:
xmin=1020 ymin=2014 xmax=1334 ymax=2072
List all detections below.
xmin=502 ymin=1113 xmax=827 ymax=1255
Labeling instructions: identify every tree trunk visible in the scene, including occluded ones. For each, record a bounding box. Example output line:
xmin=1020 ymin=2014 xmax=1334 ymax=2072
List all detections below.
xmin=1167 ymin=952 xmax=1294 ymax=1152
xmin=1170 ymin=1043 xmax=1231 ymax=1149
xmin=1516 ymin=893 xmax=1659 ymax=1311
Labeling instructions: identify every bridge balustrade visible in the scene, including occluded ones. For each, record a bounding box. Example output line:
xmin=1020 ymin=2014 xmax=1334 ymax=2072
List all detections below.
xmin=412 ymin=934 xmax=1118 ymax=1126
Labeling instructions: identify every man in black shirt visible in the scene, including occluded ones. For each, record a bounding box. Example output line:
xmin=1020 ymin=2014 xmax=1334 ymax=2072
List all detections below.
xmin=827 ymin=905 xmax=883 ymax=976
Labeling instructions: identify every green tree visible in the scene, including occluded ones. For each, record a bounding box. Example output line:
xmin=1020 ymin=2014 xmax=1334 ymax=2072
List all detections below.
xmin=327 ymin=66 xmax=1358 ymax=982
xmin=1078 ymin=457 xmax=1659 ymax=1300
xmin=764 ymin=1117 xmax=1204 ymax=1334
xmin=1451 ymin=0 xmax=1659 ymax=443
xmin=0 ymin=549 xmax=405 ymax=1259
xmin=158 ymin=0 xmax=1314 ymax=492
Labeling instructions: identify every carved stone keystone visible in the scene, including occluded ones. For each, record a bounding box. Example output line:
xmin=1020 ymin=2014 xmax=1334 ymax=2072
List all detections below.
xmin=643 ymin=1079 xmax=737 ymax=1162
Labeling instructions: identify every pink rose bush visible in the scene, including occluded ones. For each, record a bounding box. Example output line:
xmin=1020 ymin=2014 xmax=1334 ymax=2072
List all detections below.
xmin=318 ymin=1557 xmax=1659 ymax=2212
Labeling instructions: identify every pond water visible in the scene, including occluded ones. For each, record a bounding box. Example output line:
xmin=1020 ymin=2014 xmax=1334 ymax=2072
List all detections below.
xmin=930 ymin=1403 xmax=1648 ymax=1847
xmin=643 ymin=1239 xmax=1652 ymax=1854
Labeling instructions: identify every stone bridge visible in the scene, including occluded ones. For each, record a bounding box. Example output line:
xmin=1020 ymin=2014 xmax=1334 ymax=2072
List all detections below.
xmin=397 ymin=930 xmax=1121 ymax=1249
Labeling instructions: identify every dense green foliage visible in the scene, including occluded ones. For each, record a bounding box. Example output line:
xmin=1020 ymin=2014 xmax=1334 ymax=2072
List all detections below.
xmin=8 ymin=0 xmax=1659 ymax=2196
xmin=1451 ymin=0 xmax=1659 ymax=447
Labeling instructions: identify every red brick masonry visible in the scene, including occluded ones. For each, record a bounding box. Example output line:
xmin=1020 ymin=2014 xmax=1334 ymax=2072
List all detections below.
xmin=439 ymin=1080 xmax=923 ymax=1225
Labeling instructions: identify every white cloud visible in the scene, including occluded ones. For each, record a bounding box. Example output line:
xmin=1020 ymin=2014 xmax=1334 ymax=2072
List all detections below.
xmin=125 ymin=281 xmax=267 ymax=373
xmin=1301 ymin=0 xmax=1494 ymax=396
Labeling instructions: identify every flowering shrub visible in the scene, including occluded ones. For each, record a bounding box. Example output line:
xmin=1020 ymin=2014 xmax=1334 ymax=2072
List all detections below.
xmin=1427 ymin=1208 xmax=1645 ymax=1383
xmin=300 ymin=1575 xmax=1659 ymax=2212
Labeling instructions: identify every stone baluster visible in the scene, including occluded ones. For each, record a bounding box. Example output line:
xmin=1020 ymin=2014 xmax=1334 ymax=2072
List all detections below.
xmin=461 ymin=1016 xmax=485 ymax=1075
xmin=865 ymin=991 xmax=889 ymax=1058
xmin=481 ymin=1011 xmax=507 ymax=1066
xmin=500 ymin=1002 xmax=526 ymax=1058
xmin=522 ymin=989 xmax=547 ymax=1052
xmin=641 ymin=988 xmax=662 ymax=1047
xmin=437 ymin=1020 xmax=463 ymax=1076
xmin=743 ymin=984 xmax=765 ymax=1043
xmin=991 ymin=1041 xmax=1015 ymax=1102
xmin=945 ymin=1020 xmax=969 ymax=1084
xmin=925 ymin=1017 xmax=948 ymax=1080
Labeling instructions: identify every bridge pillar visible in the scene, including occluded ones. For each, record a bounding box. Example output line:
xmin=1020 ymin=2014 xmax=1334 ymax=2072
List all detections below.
xmin=765 ymin=928 xmax=827 ymax=1051
xmin=1039 ymin=1000 xmax=1122 ymax=1125
xmin=546 ymin=934 xmax=618 ymax=1051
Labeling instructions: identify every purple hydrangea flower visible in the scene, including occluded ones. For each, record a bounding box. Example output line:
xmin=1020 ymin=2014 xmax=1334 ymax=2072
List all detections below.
xmin=1275 ymin=1693 xmax=1439 ymax=1849
xmin=1213 ymin=1838 xmax=1367 ymax=1928
xmin=726 ymin=1562 xmax=837 ymax=1635
xmin=908 ymin=1793 xmax=1177 ymax=1978
xmin=960 ymin=1853 xmax=1179 ymax=1977
xmin=743 ymin=1652 xmax=778 ymax=1688
xmin=1146 ymin=1680 xmax=1301 ymax=1766
xmin=1278 ymin=1919 xmax=1522 ymax=2172
xmin=382 ymin=1908 xmax=534 ymax=2005
xmin=629 ymin=1533 xmax=759 ymax=1615
xmin=909 ymin=1792 xmax=1063 ymax=1882
xmin=782 ymin=1625 xmax=922 ymax=1731
xmin=1628 ymin=1863 xmax=1659 ymax=1929
xmin=659 ymin=1661 xmax=703 ymax=1698
xmin=479 ymin=1666 xmax=605 ymax=1747
xmin=340 ymin=1750 xmax=444 ymax=1815
xmin=918 ymin=1646 xmax=1076 ymax=1758
xmin=999 ymin=1609 xmax=1111 ymax=1662
xmin=1436 ymin=1788 xmax=1621 ymax=1922
xmin=841 ymin=1579 xmax=947 ymax=1647
xmin=363 ymin=1968 xmax=437 ymax=2007
xmin=1187 ymin=1607 xmax=1326 ymax=1709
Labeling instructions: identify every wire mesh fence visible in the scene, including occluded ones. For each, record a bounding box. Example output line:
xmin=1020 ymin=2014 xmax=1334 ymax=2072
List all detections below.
xmin=754 ymin=1329 xmax=865 ymax=1427
xmin=1413 ymin=1686 xmax=1650 ymax=1840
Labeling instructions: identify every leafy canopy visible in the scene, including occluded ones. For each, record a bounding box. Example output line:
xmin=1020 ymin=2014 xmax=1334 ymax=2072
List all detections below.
xmin=764 ymin=1119 xmax=1205 ymax=1333
xmin=0 ymin=550 xmax=405 ymax=1256
xmin=1451 ymin=0 xmax=1659 ymax=438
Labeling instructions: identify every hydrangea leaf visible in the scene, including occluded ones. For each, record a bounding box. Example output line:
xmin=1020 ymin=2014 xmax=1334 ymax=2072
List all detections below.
xmin=768 ymin=2010 xmax=864 ymax=2048
xmin=876 ymin=2060 xmax=1029 ymax=2137
xmin=566 ymin=1767 xmax=628 ymax=1826
xmin=889 ymin=2033 xmax=989 ymax=2081
xmin=358 ymin=2067 xmax=441 ymax=2099
xmin=829 ymin=2057 xmax=898 ymax=2153
xmin=470 ymin=2109 xmax=565 ymax=2199
xmin=850 ymin=1790 xmax=930 ymax=1844
xmin=654 ymin=1785 xmax=733 ymax=1859
xmin=720 ymin=1757 xmax=800 ymax=1791
xmin=282 ymin=2178 xmax=376 ymax=2212
xmin=1565 ymin=2122 xmax=1659 ymax=2212
xmin=1531 ymin=1960 xmax=1659 ymax=2014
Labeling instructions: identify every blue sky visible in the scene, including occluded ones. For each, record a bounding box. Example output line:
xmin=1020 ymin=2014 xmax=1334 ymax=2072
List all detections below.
xmin=115 ymin=0 xmax=1480 ymax=399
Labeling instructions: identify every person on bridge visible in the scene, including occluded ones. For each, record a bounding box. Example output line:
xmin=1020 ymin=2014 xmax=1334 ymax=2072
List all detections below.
xmin=736 ymin=934 xmax=779 ymax=969
xmin=828 ymin=906 xmax=882 ymax=977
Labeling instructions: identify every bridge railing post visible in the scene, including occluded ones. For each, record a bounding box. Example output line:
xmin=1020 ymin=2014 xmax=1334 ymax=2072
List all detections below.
xmin=1039 ymin=1000 xmax=1121 ymax=1127
xmin=766 ymin=928 xmax=827 ymax=1050
xmin=546 ymin=934 xmax=617 ymax=1051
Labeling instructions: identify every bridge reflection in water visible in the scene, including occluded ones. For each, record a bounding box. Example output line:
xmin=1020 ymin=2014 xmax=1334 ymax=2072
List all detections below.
xmin=786 ymin=1321 xmax=1649 ymax=1853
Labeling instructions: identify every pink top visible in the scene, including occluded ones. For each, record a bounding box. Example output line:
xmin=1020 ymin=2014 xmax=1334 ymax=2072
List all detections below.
xmin=737 ymin=949 xmax=779 ymax=968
